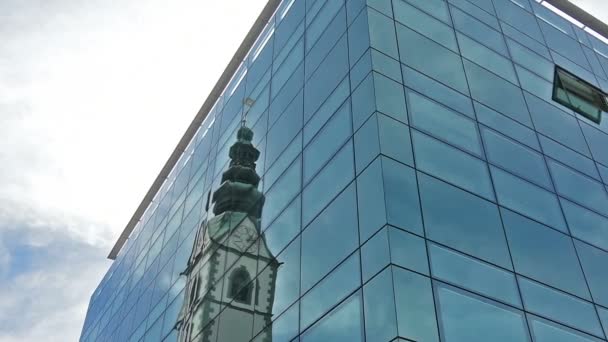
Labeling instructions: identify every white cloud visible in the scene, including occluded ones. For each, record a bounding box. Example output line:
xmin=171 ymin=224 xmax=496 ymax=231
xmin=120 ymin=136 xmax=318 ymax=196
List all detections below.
xmin=0 ymin=225 xmax=109 ymax=342
xmin=0 ymin=0 xmax=266 ymax=340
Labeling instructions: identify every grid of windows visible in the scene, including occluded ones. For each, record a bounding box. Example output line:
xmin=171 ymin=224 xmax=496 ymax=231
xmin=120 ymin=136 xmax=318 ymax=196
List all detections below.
xmin=80 ymin=0 xmax=608 ymax=341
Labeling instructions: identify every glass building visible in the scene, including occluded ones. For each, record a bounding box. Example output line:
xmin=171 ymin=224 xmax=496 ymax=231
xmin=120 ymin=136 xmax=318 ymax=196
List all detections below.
xmin=80 ymin=0 xmax=608 ymax=341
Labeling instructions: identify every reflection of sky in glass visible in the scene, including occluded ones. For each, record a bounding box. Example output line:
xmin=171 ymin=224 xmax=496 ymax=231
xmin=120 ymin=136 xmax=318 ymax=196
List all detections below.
xmin=436 ymin=283 xmax=529 ymax=342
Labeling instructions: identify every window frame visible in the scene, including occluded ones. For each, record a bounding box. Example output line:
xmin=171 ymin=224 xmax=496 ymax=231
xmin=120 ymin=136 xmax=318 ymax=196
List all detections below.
xmin=552 ymin=66 xmax=608 ymax=124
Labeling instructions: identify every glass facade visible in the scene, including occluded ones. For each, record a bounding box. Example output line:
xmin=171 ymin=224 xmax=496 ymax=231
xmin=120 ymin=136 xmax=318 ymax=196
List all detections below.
xmin=80 ymin=0 xmax=608 ymax=341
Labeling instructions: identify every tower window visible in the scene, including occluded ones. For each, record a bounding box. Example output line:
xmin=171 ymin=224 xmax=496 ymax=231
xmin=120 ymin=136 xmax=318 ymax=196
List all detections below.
xmin=553 ymin=66 xmax=608 ymax=124
xmin=228 ymin=267 xmax=253 ymax=304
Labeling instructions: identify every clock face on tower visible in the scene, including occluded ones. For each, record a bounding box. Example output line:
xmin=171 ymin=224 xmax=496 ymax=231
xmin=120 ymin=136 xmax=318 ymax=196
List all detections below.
xmin=230 ymin=219 xmax=258 ymax=252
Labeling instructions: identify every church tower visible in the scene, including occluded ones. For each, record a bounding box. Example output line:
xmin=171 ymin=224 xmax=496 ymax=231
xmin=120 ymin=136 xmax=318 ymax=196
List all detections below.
xmin=176 ymin=124 xmax=278 ymax=342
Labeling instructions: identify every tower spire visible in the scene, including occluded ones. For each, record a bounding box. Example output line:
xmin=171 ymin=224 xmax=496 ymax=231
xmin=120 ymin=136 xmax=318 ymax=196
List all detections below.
xmin=211 ymin=124 xmax=264 ymax=218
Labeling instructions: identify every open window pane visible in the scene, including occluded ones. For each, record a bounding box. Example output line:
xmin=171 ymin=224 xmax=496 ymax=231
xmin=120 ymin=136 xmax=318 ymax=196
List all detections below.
xmin=553 ymin=67 xmax=608 ymax=124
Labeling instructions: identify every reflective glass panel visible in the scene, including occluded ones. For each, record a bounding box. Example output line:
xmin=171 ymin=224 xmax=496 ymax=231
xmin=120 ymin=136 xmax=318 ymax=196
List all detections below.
xmin=419 ymin=173 xmax=512 ymax=268
xmin=435 ymin=283 xmax=530 ymax=342
xmin=502 ymin=209 xmax=590 ymax=299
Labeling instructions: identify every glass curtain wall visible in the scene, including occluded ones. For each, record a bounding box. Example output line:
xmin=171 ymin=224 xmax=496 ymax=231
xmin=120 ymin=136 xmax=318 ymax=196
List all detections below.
xmin=80 ymin=0 xmax=608 ymax=341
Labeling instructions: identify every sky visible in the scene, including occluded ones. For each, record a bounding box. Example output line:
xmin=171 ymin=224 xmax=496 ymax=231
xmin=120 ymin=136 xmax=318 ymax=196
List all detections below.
xmin=0 ymin=0 xmax=607 ymax=341
xmin=0 ymin=0 xmax=265 ymax=341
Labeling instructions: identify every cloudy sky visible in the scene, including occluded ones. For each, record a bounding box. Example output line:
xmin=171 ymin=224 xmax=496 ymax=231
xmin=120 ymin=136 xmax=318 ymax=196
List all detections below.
xmin=0 ymin=0 xmax=607 ymax=341
xmin=0 ymin=0 xmax=265 ymax=340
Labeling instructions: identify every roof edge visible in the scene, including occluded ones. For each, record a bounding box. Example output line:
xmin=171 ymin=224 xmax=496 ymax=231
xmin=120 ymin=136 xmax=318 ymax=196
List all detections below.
xmin=108 ymin=0 xmax=281 ymax=260
xmin=544 ymin=0 xmax=608 ymax=39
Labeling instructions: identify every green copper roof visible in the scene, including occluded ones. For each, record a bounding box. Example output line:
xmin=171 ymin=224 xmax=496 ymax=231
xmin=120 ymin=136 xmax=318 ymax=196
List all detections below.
xmin=212 ymin=125 xmax=265 ymax=218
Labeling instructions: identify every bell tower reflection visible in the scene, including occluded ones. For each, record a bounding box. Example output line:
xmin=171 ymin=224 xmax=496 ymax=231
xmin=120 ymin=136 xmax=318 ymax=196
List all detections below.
xmin=176 ymin=124 xmax=278 ymax=342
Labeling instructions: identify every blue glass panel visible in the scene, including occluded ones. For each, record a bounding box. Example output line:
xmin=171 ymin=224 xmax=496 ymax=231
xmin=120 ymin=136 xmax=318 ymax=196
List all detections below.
xmin=465 ymin=0 xmax=495 ymax=13
xmin=304 ymin=76 xmax=349 ymax=143
xmin=598 ymin=307 xmax=608 ymax=338
xmin=363 ymin=267 xmax=398 ymax=342
xmin=303 ymin=100 xmax=352 ymax=183
xmin=552 ymin=52 xmax=598 ymax=89
xmin=435 ymin=283 xmax=530 ymax=342
xmin=382 ymin=157 xmax=423 ymax=234
xmin=368 ymin=8 xmax=399 ymax=59
xmin=451 ymin=7 xmax=508 ymax=55
xmin=501 ymin=21 xmax=551 ymax=59
xmin=506 ymin=38 xmax=553 ymax=81
xmin=540 ymin=136 xmax=600 ymax=181
xmin=351 ymin=73 xmax=376 ymax=130
xmin=304 ymin=36 xmax=349 ymax=121
xmin=350 ymin=50 xmax=372 ymax=90
xmin=371 ymin=49 xmax=402 ymax=83
xmin=583 ymin=46 xmax=607 ymax=80
xmin=264 ymin=196 xmax=301 ymax=256
xmin=302 ymin=141 xmax=355 ymax=226
xmin=515 ymin=67 xmax=554 ymax=106
xmin=393 ymin=0 xmax=457 ymax=51
xmin=419 ymin=173 xmax=511 ymax=268
xmin=492 ymin=167 xmax=567 ymax=231
xmin=300 ymin=253 xmax=360 ymax=329
xmin=388 ymin=226 xmax=429 ymax=275
xmin=253 ymin=303 xmax=299 ymax=342
xmin=301 ymin=184 xmax=359 ymax=292
xmin=525 ymin=93 xmax=592 ymax=157
xmin=264 ymin=134 xmax=302 ymax=191
xmin=493 ymin=0 xmax=543 ymax=42
xmin=476 ymin=102 xmax=541 ymax=151
xmin=519 ymin=277 xmax=603 ymax=337
xmin=306 ymin=0 xmax=343 ymax=52
xmin=539 ymin=21 xmax=589 ymax=70
xmin=354 ymin=114 xmax=380 ymax=173
xmin=429 ymin=243 xmax=521 ymax=307
xmin=409 ymin=91 xmax=482 ymax=156
xmin=247 ymin=37 xmax=272 ymax=92
xmin=361 ymin=228 xmax=390 ymax=281
xmin=263 ymin=158 xmax=302 ymax=226
xmin=482 ymin=127 xmax=552 ymax=189
xmin=599 ymin=164 xmax=608 ymax=185
xmin=274 ymin=24 xmax=304 ymax=78
xmin=413 ymin=131 xmax=494 ymax=200
xmin=402 ymin=65 xmax=475 ymax=118
xmin=529 ymin=315 xmax=604 ymax=342
xmin=273 ymin=39 xmax=304 ymax=98
xmin=301 ymin=292 xmax=363 ymax=342
xmin=502 ymin=209 xmax=590 ymax=299
xmin=549 ymin=160 xmax=608 ymax=217
xmin=396 ymin=24 xmax=469 ymax=94
xmin=305 ymin=7 xmax=346 ymax=81
xmin=393 ymin=267 xmax=439 ymax=342
xmin=272 ymin=237 xmax=301 ymax=318
xmin=348 ymin=8 xmax=370 ymax=66
xmin=464 ymin=60 xmax=532 ymax=127
xmin=357 ymin=158 xmax=386 ymax=241
xmin=448 ymin=0 xmax=499 ymax=30
xmin=374 ymin=72 xmax=408 ymax=123
xmin=458 ymin=33 xmax=518 ymax=84
xmin=378 ymin=113 xmax=413 ymax=166
xmin=269 ymin=64 xmax=304 ymax=127
xmin=267 ymin=91 xmax=303 ymax=163
xmin=575 ymin=241 xmax=608 ymax=308
xmin=533 ymin=2 xmax=573 ymax=36
xmin=581 ymin=124 xmax=608 ymax=167
xmin=368 ymin=0 xmax=392 ymax=17
xmin=404 ymin=0 xmax=450 ymax=23
xmin=274 ymin=0 xmax=305 ymax=58
xmin=562 ymin=199 xmax=608 ymax=251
